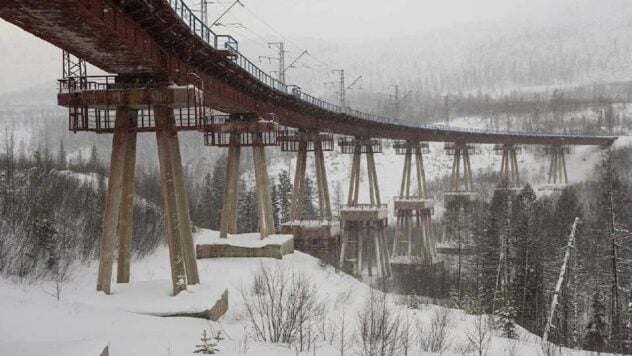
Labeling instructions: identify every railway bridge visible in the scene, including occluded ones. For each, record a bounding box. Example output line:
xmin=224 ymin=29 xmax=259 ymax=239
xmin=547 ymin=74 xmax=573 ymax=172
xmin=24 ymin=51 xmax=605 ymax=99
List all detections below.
xmin=0 ymin=0 xmax=617 ymax=294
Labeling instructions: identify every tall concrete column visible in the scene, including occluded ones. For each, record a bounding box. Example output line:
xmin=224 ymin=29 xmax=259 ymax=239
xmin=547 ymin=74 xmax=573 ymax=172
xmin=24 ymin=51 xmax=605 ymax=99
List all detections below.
xmin=415 ymin=148 xmax=427 ymax=196
xmin=348 ymin=147 xmax=361 ymax=206
xmin=314 ymin=140 xmax=332 ymax=219
xmin=155 ymin=105 xmax=187 ymax=296
xmin=547 ymin=146 xmax=568 ymax=185
xmin=167 ymin=118 xmax=200 ymax=285
xmin=116 ymin=112 xmax=137 ymax=284
xmin=366 ymin=145 xmax=381 ymax=205
xmin=220 ymin=133 xmax=241 ymax=238
xmin=290 ymin=140 xmax=307 ymax=221
xmin=253 ymin=144 xmax=275 ymax=238
xmin=97 ymin=107 xmax=132 ymax=294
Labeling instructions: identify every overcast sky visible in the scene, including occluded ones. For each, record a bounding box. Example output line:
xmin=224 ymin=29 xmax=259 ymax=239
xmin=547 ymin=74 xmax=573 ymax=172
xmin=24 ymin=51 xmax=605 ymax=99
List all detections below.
xmin=237 ymin=0 xmax=554 ymax=41
xmin=0 ymin=0 xmax=576 ymax=94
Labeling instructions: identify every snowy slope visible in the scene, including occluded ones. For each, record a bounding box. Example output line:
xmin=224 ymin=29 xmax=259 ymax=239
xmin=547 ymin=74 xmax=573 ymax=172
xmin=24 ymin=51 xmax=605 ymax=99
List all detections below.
xmin=0 ymin=229 xmax=617 ymax=355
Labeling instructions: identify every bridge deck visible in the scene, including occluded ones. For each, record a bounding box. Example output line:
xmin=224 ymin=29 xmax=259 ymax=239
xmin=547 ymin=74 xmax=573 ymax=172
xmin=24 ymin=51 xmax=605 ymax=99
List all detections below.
xmin=0 ymin=0 xmax=617 ymax=146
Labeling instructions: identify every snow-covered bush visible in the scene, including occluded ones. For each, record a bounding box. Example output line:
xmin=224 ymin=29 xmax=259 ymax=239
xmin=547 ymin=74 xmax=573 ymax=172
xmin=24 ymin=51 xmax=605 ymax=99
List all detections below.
xmin=418 ymin=307 xmax=451 ymax=353
xmin=240 ymin=263 xmax=324 ymax=346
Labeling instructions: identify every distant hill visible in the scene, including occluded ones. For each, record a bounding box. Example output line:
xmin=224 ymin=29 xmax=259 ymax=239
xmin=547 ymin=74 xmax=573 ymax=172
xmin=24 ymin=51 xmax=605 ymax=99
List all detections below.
xmin=239 ymin=0 xmax=632 ymax=99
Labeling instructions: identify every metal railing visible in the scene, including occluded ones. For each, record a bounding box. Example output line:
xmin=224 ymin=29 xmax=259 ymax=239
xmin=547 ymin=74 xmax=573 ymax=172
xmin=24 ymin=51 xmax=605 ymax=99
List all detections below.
xmin=282 ymin=216 xmax=340 ymax=225
xmin=60 ymin=75 xmax=200 ymax=132
xmin=340 ymin=204 xmax=388 ymax=210
xmin=161 ymin=0 xmax=613 ymax=141
xmin=393 ymin=195 xmax=435 ymax=201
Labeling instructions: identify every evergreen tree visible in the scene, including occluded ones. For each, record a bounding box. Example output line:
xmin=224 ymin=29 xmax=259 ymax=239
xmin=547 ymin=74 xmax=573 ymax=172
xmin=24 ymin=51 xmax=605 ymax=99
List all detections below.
xmin=276 ymin=170 xmax=292 ymax=222
xmin=593 ymin=151 xmax=632 ymax=350
xmin=495 ymin=295 xmax=517 ymax=338
xmin=584 ymin=290 xmax=607 ymax=352
xmin=29 ymin=151 xmax=57 ymax=270
xmin=56 ymin=140 xmax=66 ymax=170
xmin=195 ymin=172 xmax=213 ymax=229
xmin=209 ymin=155 xmax=226 ymax=230
xmin=511 ymin=184 xmax=538 ymax=329
xmin=87 ymin=144 xmax=101 ymax=174
xmin=193 ymin=330 xmax=219 ymax=354
xmin=237 ymin=178 xmax=257 ymax=233
xmin=271 ymin=181 xmax=280 ymax=231
xmin=303 ymin=176 xmax=317 ymax=219
xmin=479 ymin=189 xmax=510 ymax=311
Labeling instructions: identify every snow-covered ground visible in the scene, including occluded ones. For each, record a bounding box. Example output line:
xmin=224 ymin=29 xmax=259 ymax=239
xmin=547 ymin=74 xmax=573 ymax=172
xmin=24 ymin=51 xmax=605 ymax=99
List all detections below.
xmin=0 ymin=229 xmax=615 ymax=355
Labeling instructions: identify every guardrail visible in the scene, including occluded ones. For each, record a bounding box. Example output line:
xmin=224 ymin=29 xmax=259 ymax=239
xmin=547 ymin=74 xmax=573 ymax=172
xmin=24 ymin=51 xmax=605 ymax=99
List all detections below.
xmin=163 ymin=0 xmax=614 ymax=141
xmin=340 ymin=204 xmax=388 ymax=210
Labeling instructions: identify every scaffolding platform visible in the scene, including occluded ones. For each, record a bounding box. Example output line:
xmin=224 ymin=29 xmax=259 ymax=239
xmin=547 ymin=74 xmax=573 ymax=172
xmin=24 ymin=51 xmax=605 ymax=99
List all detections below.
xmin=58 ymin=76 xmax=202 ymax=133
xmin=277 ymin=128 xmax=334 ymax=152
xmin=393 ymin=197 xmax=434 ymax=211
xmin=393 ymin=140 xmax=430 ymax=154
xmin=340 ymin=204 xmax=388 ymax=222
xmin=200 ymin=113 xmax=281 ymax=147
xmin=338 ymin=137 xmax=382 ymax=154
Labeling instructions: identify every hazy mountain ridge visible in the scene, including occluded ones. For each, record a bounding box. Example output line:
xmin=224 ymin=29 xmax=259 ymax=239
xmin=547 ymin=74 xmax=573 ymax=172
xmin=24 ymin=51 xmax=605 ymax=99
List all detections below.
xmin=251 ymin=0 xmax=632 ymax=100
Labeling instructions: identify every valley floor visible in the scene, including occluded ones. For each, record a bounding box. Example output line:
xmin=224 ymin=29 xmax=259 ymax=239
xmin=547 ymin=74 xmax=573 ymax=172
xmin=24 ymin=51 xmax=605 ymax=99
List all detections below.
xmin=0 ymin=229 xmax=613 ymax=355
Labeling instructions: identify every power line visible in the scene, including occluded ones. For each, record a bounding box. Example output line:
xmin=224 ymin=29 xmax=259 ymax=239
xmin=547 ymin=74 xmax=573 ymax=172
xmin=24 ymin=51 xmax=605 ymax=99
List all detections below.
xmin=209 ymin=0 xmax=244 ymax=28
xmin=324 ymin=70 xmax=362 ymax=108
xmin=390 ymin=85 xmax=413 ymax=118
xmin=237 ymin=5 xmax=330 ymax=67
xmin=259 ymin=42 xmax=285 ymax=83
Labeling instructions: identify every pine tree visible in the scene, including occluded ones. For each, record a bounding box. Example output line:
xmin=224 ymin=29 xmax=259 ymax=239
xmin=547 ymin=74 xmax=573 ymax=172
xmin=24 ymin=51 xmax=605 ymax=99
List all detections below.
xmin=193 ymin=330 xmax=219 ymax=354
xmin=303 ymin=176 xmax=317 ymax=219
xmin=495 ymin=295 xmax=517 ymax=339
xmin=511 ymin=184 xmax=538 ymax=329
xmin=209 ymin=156 xmax=226 ymax=230
xmin=56 ymin=140 xmax=66 ymax=170
xmin=271 ymin=181 xmax=280 ymax=231
xmin=195 ymin=172 xmax=213 ymax=229
xmin=593 ymin=151 xmax=632 ymax=349
xmin=479 ymin=189 xmax=509 ymax=311
xmin=584 ymin=290 xmax=607 ymax=352
xmin=276 ymin=170 xmax=292 ymax=223
xmin=87 ymin=144 xmax=101 ymax=174
xmin=237 ymin=178 xmax=257 ymax=233
xmin=29 ymin=151 xmax=57 ymax=270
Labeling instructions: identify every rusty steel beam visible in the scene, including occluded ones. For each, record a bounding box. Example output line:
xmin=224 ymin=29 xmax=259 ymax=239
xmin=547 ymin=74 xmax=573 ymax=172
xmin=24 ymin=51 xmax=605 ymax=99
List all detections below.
xmin=0 ymin=0 xmax=618 ymax=146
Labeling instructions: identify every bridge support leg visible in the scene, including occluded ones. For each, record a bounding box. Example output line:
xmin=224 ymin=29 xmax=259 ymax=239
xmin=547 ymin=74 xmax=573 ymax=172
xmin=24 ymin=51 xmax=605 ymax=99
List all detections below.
xmin=447 ymin=143 xmax=475 ymax=192
xmin=392 ymin=142 xmax=435 ymax=264
xmin=155 ymin=105 xmax=187 ymax=295
xmin=348 ymin=145 xmax=361 ymax=205
xmin=116 ymin=117 xmax=137 ymax=284
xmin=366 ymin=145 xmax=381 ymax=205
xmin=290 ymin=141 xmax=308 ymax=221
xmin=498 ymin=145 xmax=520 ymax=188
xmin=340 ymin=218 xmax=391 ymax=279
xmin=314 ymin=140 xmax=332 ymax=219
xmin=97 ymin=107 xmax=133 ymax=294
xmin=340 ymin=138 xmax=390 ymax=279
xmin=253 ymin=143 xmax=275 ymax=237
xmin=547 ymin=146 xmax=569 ymax=185
xmin=220 ymin=133 xmax=241 ymax=238
xmin=168 ymin=123 xmax=200 ymax=285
